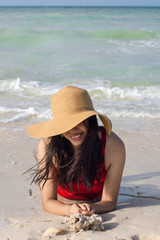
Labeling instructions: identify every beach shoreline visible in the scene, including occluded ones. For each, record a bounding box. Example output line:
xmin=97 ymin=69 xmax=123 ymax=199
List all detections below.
xmin=0 ymin=126 xmax=160 ymax=240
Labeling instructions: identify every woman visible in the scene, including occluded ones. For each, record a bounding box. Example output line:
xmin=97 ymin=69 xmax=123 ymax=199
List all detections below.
xmin=26 ymin=86 xmax=125 ymax=216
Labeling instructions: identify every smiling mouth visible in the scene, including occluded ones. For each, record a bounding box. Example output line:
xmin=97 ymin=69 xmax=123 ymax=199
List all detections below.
xmin=70 ymin=134 xmax=82 ymax=140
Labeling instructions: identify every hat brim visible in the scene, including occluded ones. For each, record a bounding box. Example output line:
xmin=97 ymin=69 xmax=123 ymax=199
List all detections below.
xmin=26 ymin=110 xmax=111 ymax=139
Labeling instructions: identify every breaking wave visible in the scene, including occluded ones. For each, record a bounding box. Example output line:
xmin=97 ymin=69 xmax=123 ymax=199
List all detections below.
xmin=0 ymin=78 xmax=160 ymax=123
xmin=1 ymin=78 xmax=160 ymax=100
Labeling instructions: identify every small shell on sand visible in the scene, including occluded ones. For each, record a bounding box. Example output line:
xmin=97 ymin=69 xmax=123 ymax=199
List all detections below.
xmin=43 ymin=227 xmax=66 ymax=236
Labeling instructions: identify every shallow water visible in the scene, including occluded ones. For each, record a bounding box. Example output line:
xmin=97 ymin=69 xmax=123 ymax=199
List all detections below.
xmin=0 ymin=7 xmax=160 ymax=134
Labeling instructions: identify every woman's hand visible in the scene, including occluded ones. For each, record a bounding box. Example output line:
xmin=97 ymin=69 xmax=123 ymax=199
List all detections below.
xmin=69 ymin=203 xmax=95 ymax=216
xmin=78 ymin=203 xmax=95 ymax=216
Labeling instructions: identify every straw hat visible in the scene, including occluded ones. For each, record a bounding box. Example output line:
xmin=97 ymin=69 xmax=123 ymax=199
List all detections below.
xmin=26 ymin=86 xmax=112 ymax=138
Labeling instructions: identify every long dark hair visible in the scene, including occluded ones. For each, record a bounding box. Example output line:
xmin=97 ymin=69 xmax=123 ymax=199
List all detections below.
xmin=30 ymin=116 xmax=103 ymax=190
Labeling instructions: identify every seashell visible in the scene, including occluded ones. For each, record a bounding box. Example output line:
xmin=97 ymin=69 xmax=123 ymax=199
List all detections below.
xmin=43 ymin=227 xmax=66 ymax=236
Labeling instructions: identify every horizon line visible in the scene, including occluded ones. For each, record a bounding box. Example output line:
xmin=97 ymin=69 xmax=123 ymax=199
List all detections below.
xmin=0 ymin=5 xmax=160 ymax=7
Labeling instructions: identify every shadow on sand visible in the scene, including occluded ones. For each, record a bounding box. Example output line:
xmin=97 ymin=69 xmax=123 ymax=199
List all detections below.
xmin=118 ymin=171 xmax=160 ymax=209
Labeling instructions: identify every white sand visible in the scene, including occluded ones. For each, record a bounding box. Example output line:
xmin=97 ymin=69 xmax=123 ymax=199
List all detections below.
xmin=0 ymin=127 xmax=160 ymax=240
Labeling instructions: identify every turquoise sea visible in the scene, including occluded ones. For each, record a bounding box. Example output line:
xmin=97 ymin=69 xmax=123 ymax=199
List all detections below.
xmin=0 ymin=7 xmax=160 ymax=134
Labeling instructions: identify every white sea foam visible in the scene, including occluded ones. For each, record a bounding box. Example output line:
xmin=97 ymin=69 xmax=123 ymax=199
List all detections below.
xmin=0 ymin=103 xmax=159 ymax=124
xmin=108 ymin=110 xmax=160 ymax=119
xmin=107 ymin=39 xmax=160 ymax=54
xmin=0 ymin=78 xmax=21 ymax=92
xmin=0 ymin=106 xmax=37 ymax=122
xmin=37 ymin=109 xmax=52 ymax=120
xmin=0 ymin=78 xmax=160 ymax=123
xmin=0 ymin=104 xmax=53 ymax=122
xmin=1 ymin=78 xmax=160 ymax=101
xmin=90 ymin=85 xmax=160 ymax=100
xmin=0 ymin=78 xmax=59 ymax=97
xmin=0 ymin=106 xmax=35 ymax=114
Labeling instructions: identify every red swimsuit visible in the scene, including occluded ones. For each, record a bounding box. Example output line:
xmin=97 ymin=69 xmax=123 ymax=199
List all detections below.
xmin=57 ymin=126 xmax=107 ymax=201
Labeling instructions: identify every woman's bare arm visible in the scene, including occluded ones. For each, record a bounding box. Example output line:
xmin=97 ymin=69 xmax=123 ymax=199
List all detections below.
xmin=37 ymin=139 xmax=87 ymax=216
xmin=37 ymin=139 xmax=70 ymax=216
xmin=90 ymin=131 xmax=126 ymax=214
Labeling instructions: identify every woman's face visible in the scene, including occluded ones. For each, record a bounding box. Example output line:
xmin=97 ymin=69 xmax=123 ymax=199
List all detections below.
xmin=62 ymin=120 xmax=88 ymax=148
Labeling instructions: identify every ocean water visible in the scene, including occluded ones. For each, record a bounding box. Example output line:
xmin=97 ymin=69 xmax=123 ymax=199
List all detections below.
xmin=0 ymin=7 xmax=160 ymax=134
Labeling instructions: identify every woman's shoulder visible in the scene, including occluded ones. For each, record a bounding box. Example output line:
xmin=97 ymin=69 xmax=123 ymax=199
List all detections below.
xmin=38 ymin=137 xmax=51 ymax=148
xmin=107 ymin=131 xmax=125 ymax=148
xmin=38 ymin=138 xmax=56 ymax=166
xmin=104 ymin=130 xmax=126 ymax=167
xmin=37 ymin=138 xmax=50 ymax=160
xmin=98 ymin=126 xmax=125 ymax=148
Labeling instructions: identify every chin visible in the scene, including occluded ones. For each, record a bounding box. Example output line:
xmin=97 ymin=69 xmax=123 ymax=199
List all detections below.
xmin=71 ymin=140 xmax=83 ymax=148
